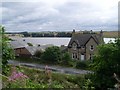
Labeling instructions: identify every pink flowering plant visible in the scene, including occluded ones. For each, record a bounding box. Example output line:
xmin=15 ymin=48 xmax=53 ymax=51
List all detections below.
xmin=45 ymin=65 xmax=52 ymax=79
xmin=7 ymin=66 xmax=29 ymax=88
xmin=9 ymin=67 xmax=28 ymax=81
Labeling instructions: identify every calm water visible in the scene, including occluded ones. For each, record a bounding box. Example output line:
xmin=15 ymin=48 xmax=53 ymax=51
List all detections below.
xmin=11 ymin=37 xmax=115 ymax=46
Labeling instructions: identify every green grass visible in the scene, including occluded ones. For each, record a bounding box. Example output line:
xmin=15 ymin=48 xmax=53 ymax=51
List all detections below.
xmin=2 ymin=65 xmax=86 ymax=88
xmin=103 ymin=31 xmax=118 ymax=38
xmin=95 ymin=31 xmax=118 ymax=38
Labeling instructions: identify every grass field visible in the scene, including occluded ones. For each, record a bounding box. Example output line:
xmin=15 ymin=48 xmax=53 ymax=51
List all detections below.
xmin=103 ymin=31 xmax=118 ymax=38
xmin=95 ymin=31 xmax=118 ymax=38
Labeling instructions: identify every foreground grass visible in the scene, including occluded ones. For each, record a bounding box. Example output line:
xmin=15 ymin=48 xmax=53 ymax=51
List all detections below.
xmin=2 ymin=65 xmax=86 ymax=88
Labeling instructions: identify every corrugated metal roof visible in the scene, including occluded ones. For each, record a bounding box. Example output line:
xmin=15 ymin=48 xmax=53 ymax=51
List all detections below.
xmin=10 ymin=40 xmax=54 ymax=55
xmin=10 ymin=40 xmax=27 ymax=49
xmin=26 ymin=44 xmax=53 ymax=55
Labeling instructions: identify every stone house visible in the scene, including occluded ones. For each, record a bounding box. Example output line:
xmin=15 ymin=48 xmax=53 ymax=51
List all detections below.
xmin=68 ymin=30 xmax=103 ymax=60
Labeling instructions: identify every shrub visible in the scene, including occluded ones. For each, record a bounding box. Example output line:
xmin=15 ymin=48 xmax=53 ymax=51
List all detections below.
xmin=41 ymin=46 xmax=62 ymax=63
xmin=76 ymin=61 xmax=88 ymax=69
xmin=88 ymin=39 xmax=120 ymax=89
xmin=83 ymin=79 xmax=95 ymax=90
xmin=34 ymin=50 xmax=43 ymax=58
xmin=1 ymin=26 xmax=15 ymax=75
xmin=60 ymin=52 xmax=72 ymax=66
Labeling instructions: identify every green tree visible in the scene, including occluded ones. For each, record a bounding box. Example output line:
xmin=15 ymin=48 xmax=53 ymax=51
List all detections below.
xmin=61 ymin=52 xmax=71 ymax=66
xmin=76 ymin=61 xmax=88 ymax=69
xmin=0 ymin=26 xmax=15 ymax=75
xmin=42 ymin=46 xmax=62 ymax=63
xmin=89 ymin=39 xmax=120 ymax=89
xmin=34 ymin=50 xmax=43 ymax=58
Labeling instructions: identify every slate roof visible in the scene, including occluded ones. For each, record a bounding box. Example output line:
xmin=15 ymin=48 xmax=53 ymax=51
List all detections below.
xmin=68 ymin=33 xmax=101 ymax=48
xmin=60 ymin=45 xmax=68 ymax=52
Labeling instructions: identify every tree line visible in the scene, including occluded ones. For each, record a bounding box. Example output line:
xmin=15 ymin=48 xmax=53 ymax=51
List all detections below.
xmin=6 ymin=31 xmax=72 ymax=37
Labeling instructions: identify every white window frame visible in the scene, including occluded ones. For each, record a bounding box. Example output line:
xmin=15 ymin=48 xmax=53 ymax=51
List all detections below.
xmin=81 ymin=45 xmax=85 ymax=49
xmin=90 ymin=54 xmax=93 ymax=60
xmin=72 ymin=43 xmax=77 ymax=50
xmin=72 ymin=53 xmax=77 ymax=59
xmin=90 ymin=45 xmax=94 ymax=51
xmin=72 ymin=53 xmax=75 ymax=59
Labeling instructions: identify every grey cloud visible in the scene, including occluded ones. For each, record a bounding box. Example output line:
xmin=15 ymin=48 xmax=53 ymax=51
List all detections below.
xmin=2 ymin=1 xmax=118 ymax=32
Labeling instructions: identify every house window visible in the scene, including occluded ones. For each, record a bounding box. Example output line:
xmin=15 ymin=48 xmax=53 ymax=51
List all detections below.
xmin=72 ymin=53 xmax=77 ymax=59
xmin=72 ymin=53 xmax=75 ymax=59
xmin=81 ymin=45 xmax=85 ymax=49
xmin=90 ymin=54 xmax=93 ymax=60
xmin=72 ymin=43 xmax=77 ymax=50
xmin=75 ymin=53 xmax=77 ymax=59
xmin=90 ymin=45 xmax=94 ymax=51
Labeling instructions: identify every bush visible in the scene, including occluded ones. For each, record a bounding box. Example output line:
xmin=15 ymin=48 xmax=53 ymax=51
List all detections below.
xmin=60 ymin=52 xmax=72 ymax=66
xmin=1 ymin=26 xmax=15 ymax=75
xmin=41 ymin=46 xmax=62 ymax=63
xmin=34 ymin=50 xmax=43 ymax=58
xmin=76 ymin=61 xmax=88 ymax=69
xmin=88 ymin=39 xmax=120 ymax=89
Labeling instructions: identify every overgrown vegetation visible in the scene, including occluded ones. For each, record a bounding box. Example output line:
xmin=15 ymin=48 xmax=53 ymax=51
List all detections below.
xmin=86 ymin=39 xmax=120 ymax=89
xmin=34 ymin=50 xmax=43 ymax=58
xmin=1 ymin=26 xmax=15 ymax=75
xmin=34 ymin=46 xmax=87 ymax=68
xmin=76 ymin=61 xmax=90 ymax=70
xmin=41 ymin=46 xmax=62 ymax=64
xmin=2 ymin=65 xmax=86 ymax=88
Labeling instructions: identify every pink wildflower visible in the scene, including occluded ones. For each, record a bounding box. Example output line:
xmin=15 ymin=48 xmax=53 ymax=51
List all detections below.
xmin=44 ymin=65 xmax=52 ymax=79
xmin=23 ymin=75 xmax=28 ymax=78
xmin=45 ymin=65 xmax=49 ymax=70
xmin=9 ymin=67 xmax=28 ymax=81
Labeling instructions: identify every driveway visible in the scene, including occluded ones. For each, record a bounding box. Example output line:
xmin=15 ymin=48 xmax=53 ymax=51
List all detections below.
xmin=8 ymin=60 xmax=92 ymax=75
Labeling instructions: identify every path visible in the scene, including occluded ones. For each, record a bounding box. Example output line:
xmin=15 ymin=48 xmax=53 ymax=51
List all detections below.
xmin=8 ymin=60 xmax=92 ymax=75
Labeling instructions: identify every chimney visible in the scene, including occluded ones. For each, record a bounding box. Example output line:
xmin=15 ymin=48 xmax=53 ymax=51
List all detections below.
xmin=100 ymin=30 xmax=103 ymax=35
xmin=90 ymin=30 xmax=93 ymax=34
xmin=72 ymin=29 xmax=75 ymax=36
xmin=100 ymin=30 xmax=104 ymax=44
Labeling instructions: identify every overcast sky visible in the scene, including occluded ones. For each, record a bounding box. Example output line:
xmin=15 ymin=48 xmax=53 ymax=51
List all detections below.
xmin=1 ymin=0 xmax=119 ymax=32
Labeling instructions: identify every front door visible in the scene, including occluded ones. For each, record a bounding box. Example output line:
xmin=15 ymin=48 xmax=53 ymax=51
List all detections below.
xmin=81 ymin=54 xmax=85 ymax=61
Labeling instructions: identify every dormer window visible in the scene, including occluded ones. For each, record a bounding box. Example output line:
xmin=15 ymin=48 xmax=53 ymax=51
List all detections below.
xmin=81 ymin=45 xmax=85 ymax=49
xmin=72 ymin=42 xmax=77 ymax=50
xmin=90 ymin=45 xmax=94 ymax=51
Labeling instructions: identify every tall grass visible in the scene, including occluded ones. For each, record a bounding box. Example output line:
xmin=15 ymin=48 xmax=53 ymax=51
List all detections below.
xmin=2 ymin=65 xmax=86 ymax=88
